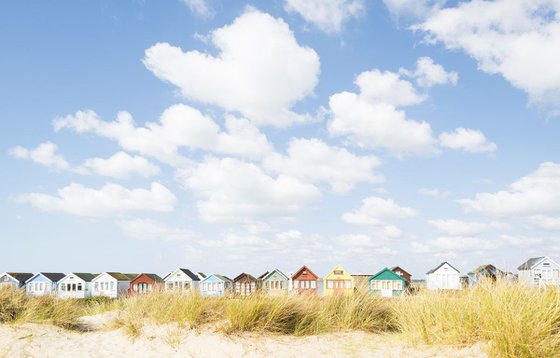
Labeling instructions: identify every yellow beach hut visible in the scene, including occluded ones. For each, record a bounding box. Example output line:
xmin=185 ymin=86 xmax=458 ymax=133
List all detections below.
xmin=323 ymin=265 xmax=354 ymax=296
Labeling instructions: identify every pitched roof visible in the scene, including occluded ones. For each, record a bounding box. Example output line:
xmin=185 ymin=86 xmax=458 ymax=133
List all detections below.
xmin=369 ymin=267 xmax=406 ymax=282
xmin=262 ymin=268 xmax=288 ymax=281
xmin=5 ymin=272 xmax=33 ymax=283
xmin=197 ymin=272 xmax=207 ymax=279
xmin=257 ymin=271 xmax=269 ymax=280
xmin=426 ymin=262 xmax=460 ymax=275
xmin=233 ymin=273 xmax=257 ymax=282
xmin=215 ymin=274 xmax=233 ymax=282
xmin=102 ymin=272 xmax=134 ymax=281
xmin=144 ymin=273 xmax=163 ymax=282
xmin=391 ymin=266 xmax=411 ymax=277
xmin=518 ymin=257 xmax=546 ymax=270
xmin=72 ymin=273 xmax=97 ymax=282
xmin=178 ymin=268 xmax=201 ymax=281
xmin=40 ymin=273 xmax=66 ymax=282
xmin=292 ymin=265 xmax=319 ymax=280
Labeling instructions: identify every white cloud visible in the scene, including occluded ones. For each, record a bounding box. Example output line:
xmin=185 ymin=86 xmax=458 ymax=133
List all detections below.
xmin=383 ymin=0 xmax=445 ymax=20
xmin=419 ymin=187 xmax=451 ymax=199
xmin=80 ymin=152 xmax=161 ymax=179
xmin=177 ymin=157 xmax=322 ymax=222
xmin=343 ymin=196 xmax=417 ymax=226
xmin=439 ymin=128 xmax=497 ymax=153
xmin=428 ymin=219 xmax=492 ymax=236
xmin=416 ymin=0 xmax=560 ymax=114
xmin=143 ymin=9 xmax=320 ymax=127
xmin=10 ymin=142 xmax=70 ymax=171
xmin=180 ymin=0 xmax=213 ymax=18
xmin=413 ymin=236 xmax=499 ymax=253
xmin=327 ymin=70 xmax=436 ymax=156
xmin=263 ymin=138 xmax=382 ymax=193
xmin=119 ymin=218 xmax=197 ymax=241
xmin=459 ymin=162 xmax=560 ymax=217
xmin=284 ymin=0 xmax=365 ymax=33
xmin=17 ymin=182 xmax=176 ymax=217
xmin=401 ymin=56 xmax=458 ymax=88
xmin=530 ymin=215 xmax=560 ymax=230
xmin=54 ymin=104 xmax=273 ymax=164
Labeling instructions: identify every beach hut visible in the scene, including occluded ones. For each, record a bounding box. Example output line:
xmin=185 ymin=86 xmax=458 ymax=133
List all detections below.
xmin=369 ymin=268 xmax=407 ymax=297
xmin=467 ymin=264 xmax=509 ymax=286
xmin=91 ymin=272 xmax=136 ymax=298
xmin=25 ymin=272 xmax=65 ymax=297
xmin=323 ymin=265 xmax=354 ymax=296
xmin=0 ymin=272 xmax=33 ymax=290
xmin=518 ymin=256 xmax=560 ymax=287
xmin=58 ymin=273 xmax=96 ymax=299
xmin=200 ymin=274 xmax=233 ymax=297
xmin=164 ymin=268 xmax=201 ymax=293
xmin=426 ymin=262 xmax=461 ymax=290
xmin=261 ymin=269 xmax=289 ymax=296
xmin=391 ymin=266 xmax=412 ymax=286
xmin=291 ymin=265 xmax=319 ymax=295
xmin=128 ymin=273 xmax=164 ymax=295
xmin=233 ymin=273 xmax=259 ymax=296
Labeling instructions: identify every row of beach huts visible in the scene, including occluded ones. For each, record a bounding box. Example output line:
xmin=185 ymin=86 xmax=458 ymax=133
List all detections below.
xmin=1 ymin=257 xmax=558 ymax=299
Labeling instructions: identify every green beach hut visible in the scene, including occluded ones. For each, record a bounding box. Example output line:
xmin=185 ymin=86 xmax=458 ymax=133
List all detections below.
xmin=368 ymin=267 xmax=407 ymax=297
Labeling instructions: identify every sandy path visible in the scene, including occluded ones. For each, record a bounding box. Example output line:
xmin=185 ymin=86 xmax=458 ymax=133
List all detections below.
xmin=0 ymin=315 xmax=488 ymax=358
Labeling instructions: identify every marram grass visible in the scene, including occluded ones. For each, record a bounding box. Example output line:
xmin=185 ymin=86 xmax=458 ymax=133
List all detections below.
xmin=3 ymin=281 xmax=560 ymax=357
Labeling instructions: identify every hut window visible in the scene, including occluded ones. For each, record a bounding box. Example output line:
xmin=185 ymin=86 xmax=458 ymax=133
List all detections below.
xmin=327 ymin=281 xmax=333 ymax=289
xmin=61 ymin=283 xmax=66 ymax=291
xmin=303 ymin=271 xmax=307 ymax=274
xmin=78 ymin=283 xmax=82 ymax=291
xmin=133 ymin=284 xmax=138 ymax=292
xmin=311 ymin=281 xmax=316 ymax=288
xmin=110 ymin=282 xmax=115 ymax=290
xmin=294 ymin=281 xmax=299 ymax=288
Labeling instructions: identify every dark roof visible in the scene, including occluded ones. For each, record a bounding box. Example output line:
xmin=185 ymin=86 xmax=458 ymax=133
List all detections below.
xmin=518 ymin=257 xmax=546 ymax=270
xmin=233 ymin=273 xmax=257 ymax=282
xmin=391 ymin=266 xmax=411 ymax=277
xmin=178 ymin=268 xmax=200 ymax=281
xmin=292 ymin=265 xmax=319 ymax=280
xmin=104 ymin=272 xmax=134 ymax=281
xmin=72 ymin=273 xmax=97 ymax=282
xmin=213 ymin=274 xmax=233 ymax=282
xmin=143 ymin=273 xmax=163 ymax=282
xmin=257 ymin=271 xmax=269 ymax=280
xmin=5 ymin=272 xmax=33 ymax=283
xmin=197 ymin=272 xmax=207 ymax=279
xmin=41 ymin=273 xmax=66 ymax=282
xmin=426 ymin=262 xmax=460 ymax=275
xmin=124 ymin=273 xmax=138 ymax=280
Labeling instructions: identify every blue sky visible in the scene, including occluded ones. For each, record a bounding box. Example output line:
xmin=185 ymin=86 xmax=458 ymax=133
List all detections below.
xmin=2 ymin=0 xmax=560 ymax=279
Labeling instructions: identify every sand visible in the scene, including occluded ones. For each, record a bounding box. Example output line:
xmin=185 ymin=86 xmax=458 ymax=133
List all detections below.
xmin=0 ymin=313 xmax=488 ymax=358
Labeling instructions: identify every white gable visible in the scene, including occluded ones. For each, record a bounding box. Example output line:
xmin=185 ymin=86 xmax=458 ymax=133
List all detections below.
xmin=0 ymin=273 xmax=16 ymax=283
xmin=60 ymin=273 xmax=86 ymax=285
xmin=430 ymin=263 xmax=460 ymax=275
xmin=92 ymin=272 xmax=118 ymax=283
xmin=165 ymin=268 xmax=195 ymax=282
xmin=533 ymin=257 xmax=560 ymax=270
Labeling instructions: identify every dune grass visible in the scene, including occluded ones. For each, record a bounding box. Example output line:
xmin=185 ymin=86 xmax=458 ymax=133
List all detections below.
xmin=3 ymin=282 xmax=560 ymax=357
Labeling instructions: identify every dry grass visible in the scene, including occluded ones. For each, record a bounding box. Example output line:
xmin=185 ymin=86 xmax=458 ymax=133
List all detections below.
xmin=3 ymin=281 xmax=560 ymax=357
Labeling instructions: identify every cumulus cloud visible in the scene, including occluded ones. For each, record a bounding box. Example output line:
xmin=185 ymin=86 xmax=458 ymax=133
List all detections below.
xmin=143 ymin=9 xmax=320 ymax=127
xmin=10 ymin=142 xmax=70 ymax=171
xmin=412 ymin=234 xmax=543 ymax=254
xmin=530 ymin=215 xmax=560 ymax=230
xmin=263 ymin=138 xmax=382 ymax=193
xmin=284 ymin=0 xmax=365 ymax=33
xmin=419 ymin=187 xmax=451 ymax=199
xmin=180 ymin=0 xmax=213 ymax=18
xmin=459 ymin=162 xmax=560 ymax=217
xmin=343 ymin=196 xmax=417 ymax=226
xmin=327 ymin=69 xmax=436 ymax=156
xmin=80 ymin=152 xmax=161 ymax=179
xmin=54 ymin=104 xmax=273 ymax=164
xmin=400 ymin=56 xmax=458 ymax=88
xmin=415 ymin=0 xmax=560 ymax=114
xmin=439 ymin=128 xmax=497 ymax=153
xmin=177 ymin=157 xmax=322 ymax=222
xmin=17 ymin=182 xmax=176 ymax=217
xmin=119 ymin=218 xmax=197 ymax=241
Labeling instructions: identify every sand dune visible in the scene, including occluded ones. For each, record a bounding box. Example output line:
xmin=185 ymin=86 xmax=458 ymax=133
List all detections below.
xmin=0 ymin=313 xmax=488 ymax=358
